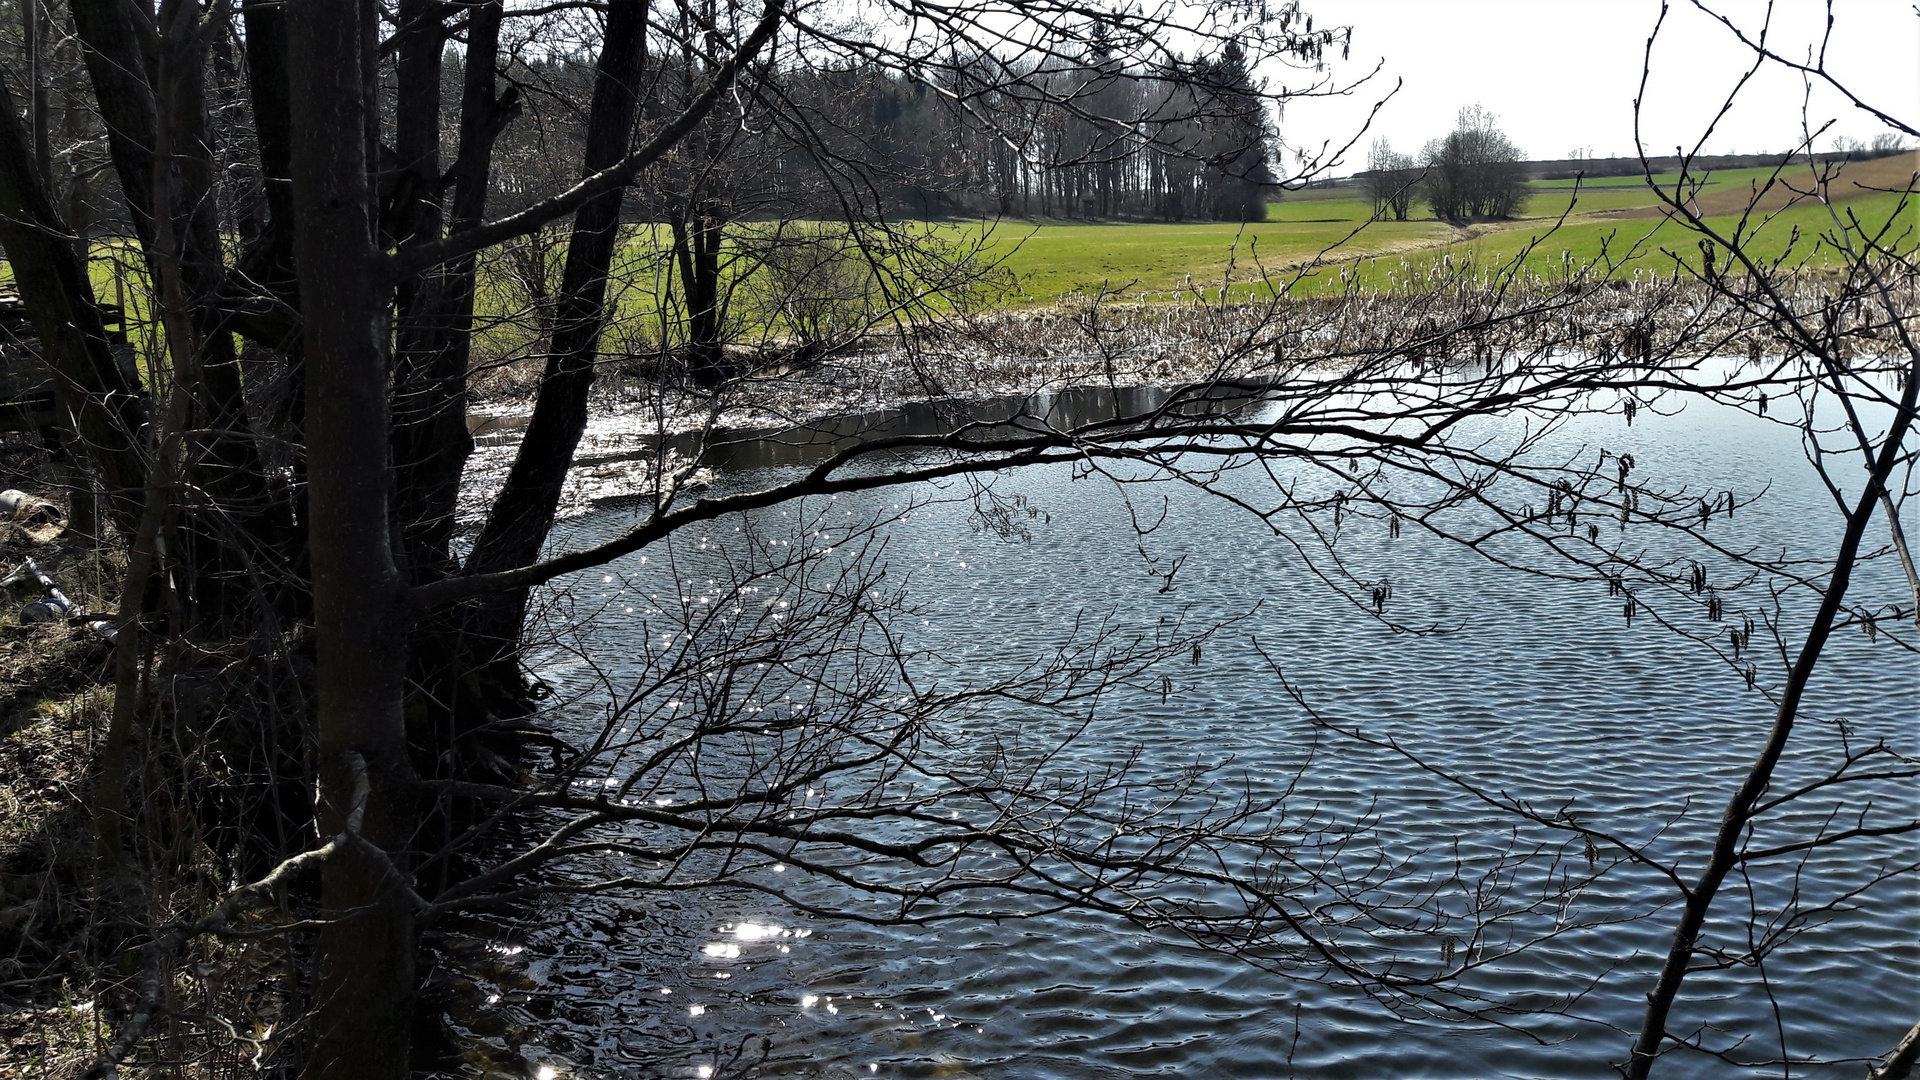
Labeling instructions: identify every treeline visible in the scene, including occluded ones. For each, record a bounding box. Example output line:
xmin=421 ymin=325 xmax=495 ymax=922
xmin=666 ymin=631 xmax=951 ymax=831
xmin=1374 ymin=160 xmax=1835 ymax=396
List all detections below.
xmin=477 ymin=39 xmax=1277 ymax=224
xmin=1528 ymin=140 xmax=1913 ymax=180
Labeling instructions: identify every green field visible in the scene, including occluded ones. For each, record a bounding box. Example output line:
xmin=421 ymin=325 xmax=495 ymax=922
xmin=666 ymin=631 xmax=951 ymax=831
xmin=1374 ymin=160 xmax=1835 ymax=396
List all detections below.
xmin=970 ymin=211 xmax=1453 ymax=303
xmin=6 ymin=155 xmax=1912 ymax=336
xmin=972 ymin=154 xmax=1918 ymax=304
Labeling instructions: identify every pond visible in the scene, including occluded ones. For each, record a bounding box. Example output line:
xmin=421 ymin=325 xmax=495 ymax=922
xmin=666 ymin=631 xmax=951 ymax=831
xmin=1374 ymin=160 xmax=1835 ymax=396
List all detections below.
xmin=480 ymin=376 xmax=1918 ymax=1080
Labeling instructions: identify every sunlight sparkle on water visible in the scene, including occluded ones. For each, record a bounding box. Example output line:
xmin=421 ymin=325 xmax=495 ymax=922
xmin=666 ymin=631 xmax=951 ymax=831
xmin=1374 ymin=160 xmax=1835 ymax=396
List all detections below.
xmin=536 ymin=1067 xmax=558 ymax=1080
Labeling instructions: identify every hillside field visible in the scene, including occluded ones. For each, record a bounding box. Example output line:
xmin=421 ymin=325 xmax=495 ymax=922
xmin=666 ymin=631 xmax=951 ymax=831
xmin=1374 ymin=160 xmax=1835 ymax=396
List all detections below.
xmin=3 ymin=154 xmax=1912 ymax=338
xmin=978 ymin=151 xmax=1919 ymax=303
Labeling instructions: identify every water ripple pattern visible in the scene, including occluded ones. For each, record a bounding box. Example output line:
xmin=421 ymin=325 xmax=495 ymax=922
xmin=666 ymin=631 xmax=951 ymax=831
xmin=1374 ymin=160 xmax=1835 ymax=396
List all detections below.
xmin=501 ymin=391 xmax=1917 ymax=1080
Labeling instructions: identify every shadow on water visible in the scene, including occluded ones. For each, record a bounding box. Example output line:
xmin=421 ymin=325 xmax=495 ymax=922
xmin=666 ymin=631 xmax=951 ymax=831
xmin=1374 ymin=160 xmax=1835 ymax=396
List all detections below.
xmin=471 ymin=379 xmax=1282 ymax=475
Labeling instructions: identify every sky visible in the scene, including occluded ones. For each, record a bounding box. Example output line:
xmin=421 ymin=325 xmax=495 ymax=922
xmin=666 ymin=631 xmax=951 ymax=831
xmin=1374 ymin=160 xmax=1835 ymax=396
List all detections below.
xmin=1267 ymin=0 xmax=1919 ymax=174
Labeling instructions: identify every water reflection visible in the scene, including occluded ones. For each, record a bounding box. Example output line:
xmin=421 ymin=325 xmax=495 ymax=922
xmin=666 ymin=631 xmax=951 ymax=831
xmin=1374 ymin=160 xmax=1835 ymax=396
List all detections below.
xmin=472 ymin=378 xmax=1278 ymax=478
xmin=499 ymin=384 xmax=1916 ymax=1079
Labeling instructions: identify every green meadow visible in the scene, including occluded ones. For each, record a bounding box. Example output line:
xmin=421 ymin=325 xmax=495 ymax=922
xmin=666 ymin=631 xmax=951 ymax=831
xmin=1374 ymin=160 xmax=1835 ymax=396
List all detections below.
xmin=973 ymin=155 xmax=1918 ymax=303
xmin=972 ymin=206 xmax=1453 ymax=304
xmin=5 ymin=155 xmax=1911 ymax=336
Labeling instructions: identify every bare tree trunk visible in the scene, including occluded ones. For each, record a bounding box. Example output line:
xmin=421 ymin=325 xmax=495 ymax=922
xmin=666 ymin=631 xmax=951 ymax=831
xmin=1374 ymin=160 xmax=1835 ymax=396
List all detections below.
xmin=239 ymin=0 xmax=299 ymax=315
xmin=156 ymin=0 xmax=294 ymax=621
xmin=69 ymin=0 xmax=159 ymax=251
xmin=401 ymin=0 xmax=509 ymax=575
xmin=387 ymin=0 xmax=516 ymax=586
xmin=0 ymin=74 xmax=147 ymax=533
xmin=387 ymin=0 xmax=460 ymax=579
xmin=75 ymin=0 xmax=294 ymax=622
xmin=461 ymin=0 xmax=650 ymax=662
xmin=1624 ymin=346 xmax=1920 ymax=1078
xmin=670 ymin=210 xmax=726 ymax=380
xmin=24 ymin=0 xmax=51 ymax=189
xmin=287 ymin=1 xmax=417 ymax=1076
xmin=237 ymin=0 xmax=311 ymax=586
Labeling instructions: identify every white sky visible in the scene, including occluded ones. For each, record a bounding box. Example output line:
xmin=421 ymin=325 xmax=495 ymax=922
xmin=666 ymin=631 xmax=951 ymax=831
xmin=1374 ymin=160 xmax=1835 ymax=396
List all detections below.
xmin=1271 ymin=0 xmax=1919 ymax=173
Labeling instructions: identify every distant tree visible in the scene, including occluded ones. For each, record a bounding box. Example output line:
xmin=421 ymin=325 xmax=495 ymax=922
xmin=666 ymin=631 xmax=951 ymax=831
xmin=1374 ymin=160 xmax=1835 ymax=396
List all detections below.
xmin=1421 ymin=105 xmax=1526 ymax=221
xmin=1191 ymin=39 xmax=1274 ymax=221
xmin=1870 ymin=131 xmax=1910 ymax=156
xmin=1365 ymin=136 xmax=1418 ymax=221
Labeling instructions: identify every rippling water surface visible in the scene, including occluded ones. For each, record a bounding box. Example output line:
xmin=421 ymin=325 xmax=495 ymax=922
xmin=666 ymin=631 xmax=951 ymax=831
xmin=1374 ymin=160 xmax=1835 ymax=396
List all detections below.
xmin=492 ymin=388 xmax=1917 ymax=1080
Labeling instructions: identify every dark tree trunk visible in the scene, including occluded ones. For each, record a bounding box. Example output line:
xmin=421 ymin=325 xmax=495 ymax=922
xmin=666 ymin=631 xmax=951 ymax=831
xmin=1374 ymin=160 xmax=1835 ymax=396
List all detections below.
xmin=75 ymin=0 xmax=295 ymax=624
xmin=24 ymin=0 xmax=51 ymax=189
xmin=386 ymin=0 xmax=517 ymax=587
xmin=70 ymin=0 xmax=160 ymax=253
xmin=239 ymin=0 xmax=299 ymax=316
xmin=238 ymin=0 xmax=311 ymax=585
xmin=670 ymin=211 xmax=726 ymax=380
xmin=286 ymin=1 xmax=417 ymax=1076
xmin=461 ymin=0 xmax=650 ymax=663
xmin=0 ymin=75 xmax=147 ymax=533
xmin=387 ymin=0 xmax=460 ymax=580
xmin=157 ymin=0 xmax=292 ymax=623
xmin=387 ymin=0 xmax=520 ymax=841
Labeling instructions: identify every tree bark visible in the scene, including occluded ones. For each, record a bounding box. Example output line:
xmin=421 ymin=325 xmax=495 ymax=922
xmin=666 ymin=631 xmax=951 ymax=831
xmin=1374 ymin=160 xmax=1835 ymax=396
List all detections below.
xmin=0 ymin=74 xmax=147 ymax=533
xmin=24 ymin=0 xmax=51 ymax=190
xmin=392 ymin=0 xmax=511 ymax=793
xmin=76 ymin=0 xmax=295 ymax=622
xmin=461 ymin=0 xmax=651 ymax=660
xmin=69 ymin=0 xmax=160 ymax=254
xmin=286 ymin=1 xmax=417 ymax=1076
xmin=1870 ymin=1021 xmax=1920 ymax=1080
xmin=388 ymin=0 xmax=519 ymax=586
xmin=239 ymin=0 xmax=299 ymax=316
xmin=388 ymin=0 xmax=462 ymax=580
xmin=670 ymin=210 xmax=726 ymax=380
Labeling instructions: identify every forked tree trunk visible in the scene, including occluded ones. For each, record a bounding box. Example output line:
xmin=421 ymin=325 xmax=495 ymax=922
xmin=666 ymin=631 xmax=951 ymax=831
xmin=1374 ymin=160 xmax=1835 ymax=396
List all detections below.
xmin=286 ymin=1 xmax=417 ymax=1076
xmin=388 ymin=0 xmax=516 ymax=586
xmin=74 ymin=0 xmax=296 ymax=624
xmin=0 ymin=75 xmax=147 ymax=533
xmin=670 ymin=211 xmax=727 ymax=382
xmin=461 ymin=0 xmax=650 ymax=663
